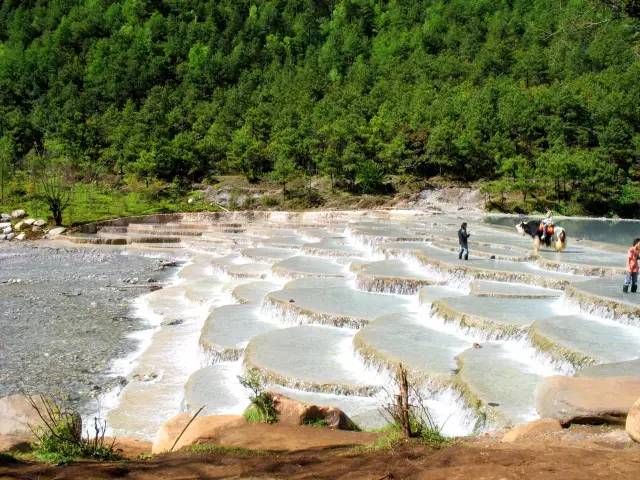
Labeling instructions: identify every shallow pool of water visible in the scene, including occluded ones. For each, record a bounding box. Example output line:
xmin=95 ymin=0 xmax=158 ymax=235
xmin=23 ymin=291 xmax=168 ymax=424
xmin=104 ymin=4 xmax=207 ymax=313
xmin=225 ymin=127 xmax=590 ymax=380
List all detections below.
xmin=485 ymin=215 xmax=640 ymax=247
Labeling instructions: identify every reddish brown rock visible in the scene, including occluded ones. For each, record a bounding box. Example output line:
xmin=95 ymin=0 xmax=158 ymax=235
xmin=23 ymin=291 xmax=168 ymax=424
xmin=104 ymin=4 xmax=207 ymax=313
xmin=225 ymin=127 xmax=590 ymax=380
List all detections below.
xmin=152 ymin=414 xmax=245 ymax=454
xmin=536 ymin=376 xmax=640 ymax=425
xmin=152 ymin=412 xmax=377 ymax=454
xmin=0 ymin=394 xmax=81 ymax=439
xmin=502 ymin=418 xmax=563 ymax=442
xmin=626 ymin=397 xmax=640 ymax=442
xmin=104 ymin=437 xmax=152 ymax=459
xmin=269 ymin=393 xmax=358 ymax=430
xmin=0 ymin=433 xmax=32 ymax=452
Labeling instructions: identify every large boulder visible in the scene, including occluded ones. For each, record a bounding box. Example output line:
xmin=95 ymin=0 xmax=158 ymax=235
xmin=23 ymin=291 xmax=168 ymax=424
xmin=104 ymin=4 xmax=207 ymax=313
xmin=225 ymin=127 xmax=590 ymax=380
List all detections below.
xmin=152 ymin=414 xmax=244 ymax=454
xmin=502 ymin=418 xmax=562 ymax=442
xmin=0 ymin=394 xmax=48 ymax=437
xmin=536 ymin=376 xmax=640 ymax=425
xmin=0 ymin=394 xmax=81 ymax=443
xmin=152 ymin=413 xmax=377 ymax=454
xmin=0 ymin=213 xmax=10 ymax=222
xmin=269 ymin=393 xmax=358 ymax=430
xmin=13 ymin=221 xmax=24 ymax=232
xmin=46 ymin=226 xmax=66 ymax=237
xmin=10 ymin=209 xmax=26 ymax=219
xmin=23 ymin=218 xmax=35 ymax=226
xmin=15 ymin=233 xmax=26 ymax=241
xmin=34 ymin=219 xmax=47 ymax=227
xmin=626 ymin=397 xmax=640 ymax=442
xmin=104 ymin=436 xmax=152 ymax=459
xmin=0 ymin=222 xmax=11 ymax=230
xmin=0 ymin=433 xmax=32 ymax=452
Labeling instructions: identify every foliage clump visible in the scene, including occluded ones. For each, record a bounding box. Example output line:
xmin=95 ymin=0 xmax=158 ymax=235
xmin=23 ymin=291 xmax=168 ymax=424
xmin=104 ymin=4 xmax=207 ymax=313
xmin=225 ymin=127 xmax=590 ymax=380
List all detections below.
xmin=238 ymin=370 xmax=278 ymax=424
xmin=379 ymin=365 xmax=452 ymax=449
xmin=25 ymin=395 xmax=120 ymax=465
xmin=1 ymin=1 xmax=640 ymax=216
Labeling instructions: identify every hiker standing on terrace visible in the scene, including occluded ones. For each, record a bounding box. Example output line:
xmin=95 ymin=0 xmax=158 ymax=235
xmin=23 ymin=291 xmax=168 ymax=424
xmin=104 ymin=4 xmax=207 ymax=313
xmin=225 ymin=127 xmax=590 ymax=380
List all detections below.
xmin=623 ymin=238 xmax=640 ymax=293
xmin=458 ymin=222 xmax=470 ymax=261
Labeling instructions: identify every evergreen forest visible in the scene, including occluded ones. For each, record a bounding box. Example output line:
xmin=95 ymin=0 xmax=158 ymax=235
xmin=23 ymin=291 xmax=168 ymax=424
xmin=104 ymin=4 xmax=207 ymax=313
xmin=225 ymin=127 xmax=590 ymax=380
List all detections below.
xmin=1 ymin=0 xmax=640 ymax=218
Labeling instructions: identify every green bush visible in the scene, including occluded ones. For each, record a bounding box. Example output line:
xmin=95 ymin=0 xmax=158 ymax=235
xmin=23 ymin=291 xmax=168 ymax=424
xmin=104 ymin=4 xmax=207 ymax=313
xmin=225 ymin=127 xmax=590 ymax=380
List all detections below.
xmin=260 ymin=194 xmax=282 ymax=208
xmin=416 ymin=424 xmax=452 ymax=449
xmin=354 ymin=160 xmax=386 ymax=194
xmin=303 ymin=417 xmax=329 ymax=428
xmin=27 ymin=396 xmax=120 ymax=465
xmin=238 ymin=370 xmax=278 ymax=424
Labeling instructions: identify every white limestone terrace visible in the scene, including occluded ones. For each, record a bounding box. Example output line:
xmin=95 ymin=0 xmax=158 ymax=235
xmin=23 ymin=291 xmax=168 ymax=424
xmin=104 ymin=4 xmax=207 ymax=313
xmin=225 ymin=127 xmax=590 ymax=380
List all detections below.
xmin=56 ymin=210 xmax=640 ymax=438
xmin=350 ymin=259 xmax=438 ymax=294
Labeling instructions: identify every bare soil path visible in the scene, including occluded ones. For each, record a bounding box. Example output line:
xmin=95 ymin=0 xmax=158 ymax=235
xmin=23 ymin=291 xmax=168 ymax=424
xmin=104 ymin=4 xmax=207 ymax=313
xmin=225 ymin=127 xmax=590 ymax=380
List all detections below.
xmin=2 ymin=439 xmax=640 ymax=480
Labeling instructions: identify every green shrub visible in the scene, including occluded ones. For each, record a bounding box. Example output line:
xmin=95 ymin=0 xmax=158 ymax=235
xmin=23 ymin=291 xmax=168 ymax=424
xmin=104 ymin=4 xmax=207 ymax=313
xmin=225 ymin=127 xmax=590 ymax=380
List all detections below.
xmin=417 ymin=425 xmax=452 ymax=449
xmin=347 ymin=427 xmax=403 ymax=454
xmin=26 ymin=395 xmax=120 ymax=465
xmin=238 ymin=370 xmax=278 ymax=424
xmin=260 ymin=194 xmax=281 ymax=208
xmin=379 ymin=364 xmax=452 ymax=449
xmin=303 ymin=417 xmax=329 ymax=428
xmin=354 ymin=160 xmax=386 ymax=194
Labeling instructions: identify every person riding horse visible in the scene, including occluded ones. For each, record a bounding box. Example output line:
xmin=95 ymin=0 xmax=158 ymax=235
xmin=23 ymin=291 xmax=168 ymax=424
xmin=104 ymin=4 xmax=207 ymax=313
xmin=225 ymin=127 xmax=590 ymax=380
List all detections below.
xmin=515 ymin=210 xmax=567 ymax=252
xmin=540 ymin=209 xmax=554 ymax=242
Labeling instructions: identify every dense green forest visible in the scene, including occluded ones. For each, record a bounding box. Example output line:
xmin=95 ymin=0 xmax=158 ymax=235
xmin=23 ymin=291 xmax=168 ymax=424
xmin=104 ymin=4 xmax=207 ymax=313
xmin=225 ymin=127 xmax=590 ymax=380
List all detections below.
xmin=1 ymin=0 xmax=640 ymax=218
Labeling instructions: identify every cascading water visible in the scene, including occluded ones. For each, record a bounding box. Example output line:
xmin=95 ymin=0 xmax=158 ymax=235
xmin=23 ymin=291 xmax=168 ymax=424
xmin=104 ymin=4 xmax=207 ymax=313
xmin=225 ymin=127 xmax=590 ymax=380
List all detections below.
xmin=84 ymin=211 xmax=640 ymax=439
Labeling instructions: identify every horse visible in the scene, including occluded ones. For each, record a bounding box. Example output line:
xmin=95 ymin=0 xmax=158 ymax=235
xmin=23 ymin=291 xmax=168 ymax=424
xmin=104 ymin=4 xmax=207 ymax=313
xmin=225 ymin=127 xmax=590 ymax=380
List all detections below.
xmin=516 ymin=220 xmax=567 ymax=253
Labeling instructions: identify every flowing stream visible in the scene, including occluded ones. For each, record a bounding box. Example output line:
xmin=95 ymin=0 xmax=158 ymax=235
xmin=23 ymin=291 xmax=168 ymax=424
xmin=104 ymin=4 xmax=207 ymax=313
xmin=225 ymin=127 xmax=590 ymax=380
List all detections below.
xmin=4 ymin=211 xmax=640 ymax=440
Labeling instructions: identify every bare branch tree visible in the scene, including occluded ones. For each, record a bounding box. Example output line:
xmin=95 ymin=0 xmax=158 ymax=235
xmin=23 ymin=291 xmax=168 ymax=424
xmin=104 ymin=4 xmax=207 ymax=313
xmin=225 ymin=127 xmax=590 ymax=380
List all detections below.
xmin=379 ymin=364 xmax=445 ymax=441
xmin=40 ymin=172 xmax=72 ymax=226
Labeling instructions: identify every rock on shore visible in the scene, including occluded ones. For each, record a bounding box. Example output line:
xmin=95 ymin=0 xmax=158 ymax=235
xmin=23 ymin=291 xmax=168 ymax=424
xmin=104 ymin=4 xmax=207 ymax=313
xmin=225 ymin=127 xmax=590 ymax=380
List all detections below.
xmin=152 ymin=413 xmax=377 ymax=454
xmin=269 ymin=392 xmax=359 ymax=430
xmin=0 ymin=394 xmax=81 ymax=452
xmin=626 ymin=398 xmax=640 ymax=442
xmin=536 ymin=376 xmax=640 ymax=425
xmin=502 ymin=418 xmax=563 ymax=442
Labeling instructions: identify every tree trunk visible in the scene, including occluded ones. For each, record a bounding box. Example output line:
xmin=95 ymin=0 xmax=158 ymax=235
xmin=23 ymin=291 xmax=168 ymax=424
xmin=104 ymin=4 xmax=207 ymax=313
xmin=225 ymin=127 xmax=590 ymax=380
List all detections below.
xmin=398 ymin=364 xmax=411 ymax=439
xmin=53 ymin=209 xmax=63 ymax=226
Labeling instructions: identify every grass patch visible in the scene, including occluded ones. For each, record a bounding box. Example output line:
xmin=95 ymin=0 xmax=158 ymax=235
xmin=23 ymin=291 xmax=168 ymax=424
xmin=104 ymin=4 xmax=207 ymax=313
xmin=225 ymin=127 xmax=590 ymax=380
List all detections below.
xmin=303 ymin=418 xmax=329 ymax=428
xmin=418 ymin=427 xmax=453 ymax=449
xmin=238 ymin=370 xmax=278 ymax=424
xmin=346 ymin=428 xmax=404 ymax=455
xmin=243 ymin=404 xmax=271 ymax=424
xmin=24 ymin=395 xmax=121 ymax=465
xmin=31 ymin=420 xmax=121 ymax=465
xmin=182 ymin=444 xmax=266 ymax=457
xmin=0 ymin=181 xmax=222 ymax=226
xmin=347 ymin=423 xmax=452 ymax=456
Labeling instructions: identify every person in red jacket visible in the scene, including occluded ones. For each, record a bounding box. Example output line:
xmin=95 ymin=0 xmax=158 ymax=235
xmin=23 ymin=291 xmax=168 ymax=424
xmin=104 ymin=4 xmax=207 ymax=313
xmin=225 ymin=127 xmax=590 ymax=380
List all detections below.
xmin=623 ymin=238 xmax=640 ymax=293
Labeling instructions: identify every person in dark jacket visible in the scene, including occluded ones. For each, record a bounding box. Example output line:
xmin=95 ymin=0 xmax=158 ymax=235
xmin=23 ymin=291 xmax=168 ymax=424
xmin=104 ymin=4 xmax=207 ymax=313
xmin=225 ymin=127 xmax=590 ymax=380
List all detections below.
xmin=458 ymin=222 xmax=470 ymax=260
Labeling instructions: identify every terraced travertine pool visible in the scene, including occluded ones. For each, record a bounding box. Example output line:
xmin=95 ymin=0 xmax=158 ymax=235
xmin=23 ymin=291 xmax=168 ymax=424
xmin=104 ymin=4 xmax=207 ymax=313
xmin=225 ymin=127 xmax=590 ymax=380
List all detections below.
xmin=27 ymin=211 xmax=640 ymax=439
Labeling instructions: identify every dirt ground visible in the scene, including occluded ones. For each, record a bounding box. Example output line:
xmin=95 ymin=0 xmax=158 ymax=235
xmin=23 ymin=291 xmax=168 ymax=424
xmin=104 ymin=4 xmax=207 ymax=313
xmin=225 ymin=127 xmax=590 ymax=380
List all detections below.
xmin=2 ymin=437 xmax=640 ymax=480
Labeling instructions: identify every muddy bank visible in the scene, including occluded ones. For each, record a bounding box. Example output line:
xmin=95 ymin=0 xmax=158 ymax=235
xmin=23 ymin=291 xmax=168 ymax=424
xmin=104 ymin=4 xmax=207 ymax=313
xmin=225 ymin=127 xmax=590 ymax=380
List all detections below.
xmin=2 ymin=429 xmax=639 ymax=480
xmin=0 ymin=243 xmax=176 ymax=415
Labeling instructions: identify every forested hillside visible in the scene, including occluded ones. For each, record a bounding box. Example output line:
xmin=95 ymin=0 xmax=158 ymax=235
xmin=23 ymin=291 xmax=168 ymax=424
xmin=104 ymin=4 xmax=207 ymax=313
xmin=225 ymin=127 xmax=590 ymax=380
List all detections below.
xmin=1 ymin=0 xmax=639 ymax=217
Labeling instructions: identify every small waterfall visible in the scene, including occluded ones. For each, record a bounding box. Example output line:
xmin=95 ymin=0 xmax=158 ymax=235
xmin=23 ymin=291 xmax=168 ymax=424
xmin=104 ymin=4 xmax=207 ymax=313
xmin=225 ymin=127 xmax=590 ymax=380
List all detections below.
xmin=75 ymin=211 xmax=640 ymax=440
